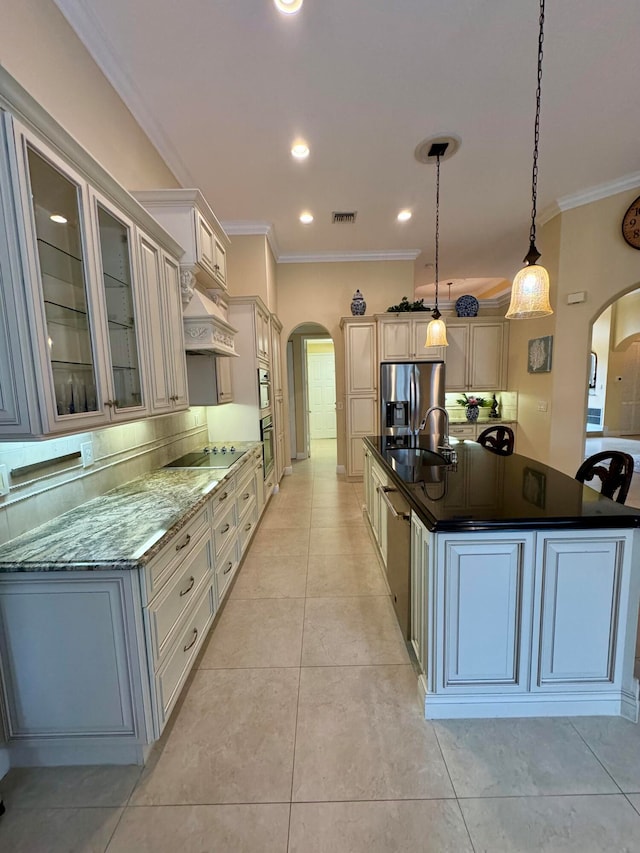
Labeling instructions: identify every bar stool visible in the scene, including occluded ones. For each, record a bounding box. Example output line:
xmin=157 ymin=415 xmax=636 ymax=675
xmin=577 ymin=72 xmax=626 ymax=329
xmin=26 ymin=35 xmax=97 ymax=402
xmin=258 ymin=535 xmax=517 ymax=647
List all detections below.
xmin=575 ymin=451 xmax=634 ymax=504
xmin=476 ymin=425 xmax=515 ymax=456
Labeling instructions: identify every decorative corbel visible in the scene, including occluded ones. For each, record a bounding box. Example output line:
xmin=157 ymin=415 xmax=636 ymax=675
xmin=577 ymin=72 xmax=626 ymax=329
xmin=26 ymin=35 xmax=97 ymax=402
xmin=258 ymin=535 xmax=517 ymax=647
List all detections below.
xmin=180 ymin=267 xmax=197 ymax=305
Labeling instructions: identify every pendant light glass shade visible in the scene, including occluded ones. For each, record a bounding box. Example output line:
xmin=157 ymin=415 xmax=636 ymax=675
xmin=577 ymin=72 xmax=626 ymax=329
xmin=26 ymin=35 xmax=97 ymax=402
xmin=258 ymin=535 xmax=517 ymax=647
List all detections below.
xmin=506 ymin=262 xmax=552 ymax=319
xmin=507 ymin=0 xmax=553 ymax=321
xmin=425 ymin=316 xmax=448 ymax=347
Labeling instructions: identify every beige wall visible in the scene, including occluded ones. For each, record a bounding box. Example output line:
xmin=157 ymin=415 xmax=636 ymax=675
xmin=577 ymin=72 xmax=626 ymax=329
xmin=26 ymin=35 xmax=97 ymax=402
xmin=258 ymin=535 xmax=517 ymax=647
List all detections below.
xmin=0 ymin=0 xmax=178 ymax=190
xmin=509 ymin=189 xmax=640 ymax=475
xmin=227 ymin=235 xmax=275 ymax=309
xmin=277 ymin=260 xmax=414 ymax=470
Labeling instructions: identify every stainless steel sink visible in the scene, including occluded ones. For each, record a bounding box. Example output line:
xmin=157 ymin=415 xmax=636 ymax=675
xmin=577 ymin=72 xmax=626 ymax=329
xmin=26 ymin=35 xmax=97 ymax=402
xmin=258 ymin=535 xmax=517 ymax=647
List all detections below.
xmin=387 ymin=448 xmax=448 ymax=466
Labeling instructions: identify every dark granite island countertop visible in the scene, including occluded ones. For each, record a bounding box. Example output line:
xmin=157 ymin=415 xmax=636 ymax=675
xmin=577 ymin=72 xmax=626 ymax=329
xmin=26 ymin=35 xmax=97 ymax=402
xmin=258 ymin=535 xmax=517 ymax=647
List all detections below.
xmin=364 ymin=435 xmax=640 ymax=532
xmin=0 ymin=468 xmax=227 ymax=572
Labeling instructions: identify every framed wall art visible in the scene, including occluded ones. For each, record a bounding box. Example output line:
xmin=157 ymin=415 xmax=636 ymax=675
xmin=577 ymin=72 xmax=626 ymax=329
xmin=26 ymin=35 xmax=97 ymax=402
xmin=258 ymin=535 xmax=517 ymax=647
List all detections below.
xmin=527 ymin=335 xmax=553 ymax=373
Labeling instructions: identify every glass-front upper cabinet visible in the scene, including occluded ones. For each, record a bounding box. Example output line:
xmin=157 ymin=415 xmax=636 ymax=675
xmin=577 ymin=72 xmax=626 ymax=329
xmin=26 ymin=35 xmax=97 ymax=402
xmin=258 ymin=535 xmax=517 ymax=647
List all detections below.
xmin=25 ymin=144 xmax=102 ymax=422
xmin=92 ymin=194 xmax=148 ymax=418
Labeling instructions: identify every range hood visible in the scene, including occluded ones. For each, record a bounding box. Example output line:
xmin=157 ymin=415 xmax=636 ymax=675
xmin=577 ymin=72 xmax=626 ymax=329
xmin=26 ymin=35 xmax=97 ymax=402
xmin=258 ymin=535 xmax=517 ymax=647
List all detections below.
xmin=183 ymin=289 xmax=238 ymax=357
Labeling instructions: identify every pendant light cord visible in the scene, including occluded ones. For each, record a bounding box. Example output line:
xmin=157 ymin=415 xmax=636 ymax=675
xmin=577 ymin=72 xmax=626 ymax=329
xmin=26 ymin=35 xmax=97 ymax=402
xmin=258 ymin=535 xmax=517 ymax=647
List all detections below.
xmin=434 ymin=153 xmax=440 ymax=314
xmin=529 ymin=0 xmax=545 ymax=249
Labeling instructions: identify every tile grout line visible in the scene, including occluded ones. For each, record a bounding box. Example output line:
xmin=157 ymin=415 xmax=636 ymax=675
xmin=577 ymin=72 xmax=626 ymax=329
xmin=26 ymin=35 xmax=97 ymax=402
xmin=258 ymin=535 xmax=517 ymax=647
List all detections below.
xmin=567 ymin=719 xmax=625 ymax=795
xmin=430 ymin=723 xmax=478 ymax=853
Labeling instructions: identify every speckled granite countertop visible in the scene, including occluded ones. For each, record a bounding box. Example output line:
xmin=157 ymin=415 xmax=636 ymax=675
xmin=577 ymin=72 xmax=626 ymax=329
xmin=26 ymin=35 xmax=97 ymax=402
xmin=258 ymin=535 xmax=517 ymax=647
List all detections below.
xmin=0 ymin=447 xmax=258 ymax=573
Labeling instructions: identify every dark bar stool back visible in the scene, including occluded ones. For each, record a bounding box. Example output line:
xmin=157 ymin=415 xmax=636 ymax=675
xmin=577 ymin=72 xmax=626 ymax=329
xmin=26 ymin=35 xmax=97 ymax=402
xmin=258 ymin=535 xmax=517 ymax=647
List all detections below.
xmin=575 ymin=451 xmax=634 ymax=504
xmin=476 ymin=425 xmax=515 ymax=456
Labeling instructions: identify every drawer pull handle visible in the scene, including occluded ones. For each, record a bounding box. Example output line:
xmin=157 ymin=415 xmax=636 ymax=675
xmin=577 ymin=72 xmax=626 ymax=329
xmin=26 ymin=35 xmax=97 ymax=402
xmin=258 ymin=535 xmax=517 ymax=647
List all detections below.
xmin=183 ymin=627 xmax=198 ymax=652
xmin=221 ymin=523 xmax=230 ymax=534
xmin=218 ymin=491 xmax=229 ymax=502
xmin=242 ymin=492 xmax=250 ymax=500
xmin=179 ymin=576 xmax=195 ymax=597
xmin=175 ymin=533 xmax=191 ymax=552
xmin=223 ymin=562 xmax=233 ymax=575
xmin=244 ymin=523 xmax=252 ymax=532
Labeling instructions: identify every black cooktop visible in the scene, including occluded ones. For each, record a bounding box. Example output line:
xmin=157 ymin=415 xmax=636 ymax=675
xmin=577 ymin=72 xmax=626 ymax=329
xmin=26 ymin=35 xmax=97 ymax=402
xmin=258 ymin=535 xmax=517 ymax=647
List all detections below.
xmin=165 ymin=447 xmax=248 ymax=470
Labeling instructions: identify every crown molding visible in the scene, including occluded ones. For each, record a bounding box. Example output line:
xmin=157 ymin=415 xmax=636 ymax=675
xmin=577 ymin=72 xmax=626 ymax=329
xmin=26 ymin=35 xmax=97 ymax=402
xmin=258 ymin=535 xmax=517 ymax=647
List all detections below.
xmin=540 ymin=171 xmax=640 ymax=225
xmin=278 ymin=249 xmax=421 ymax=264
xmin=52 ymin=0 xmax=194 ymax=187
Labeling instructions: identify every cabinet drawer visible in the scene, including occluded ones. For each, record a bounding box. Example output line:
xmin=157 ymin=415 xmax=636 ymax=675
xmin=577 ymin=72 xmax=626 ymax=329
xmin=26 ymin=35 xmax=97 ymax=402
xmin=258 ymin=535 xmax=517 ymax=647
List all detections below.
xmin=238 ymin=501 xmax=258 ymax=555
xmin=449 ymin=424 xmax=476 ymax=439
xmin=154 ymin=584 xmax=215 ymax=729
xmin=146 ymin=531 xmax=213 ymax=666
xmin=212 ymin=481 xmax=234 ymax=513
xmin=236 ymin=475 xmax=257 ymax=520
xmin=213 ymin=500 xmax=237 ymax=558
xmin=143 ymin=504 xmax=210 ymax=604
xmin=216 ymin=537 xmax=239 ymax=603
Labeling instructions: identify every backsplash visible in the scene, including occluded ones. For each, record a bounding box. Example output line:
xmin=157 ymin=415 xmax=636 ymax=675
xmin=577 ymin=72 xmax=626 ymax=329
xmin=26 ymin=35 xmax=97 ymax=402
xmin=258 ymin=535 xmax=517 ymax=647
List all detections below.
xmin=0 ymin=408 xmax=208 ymax=546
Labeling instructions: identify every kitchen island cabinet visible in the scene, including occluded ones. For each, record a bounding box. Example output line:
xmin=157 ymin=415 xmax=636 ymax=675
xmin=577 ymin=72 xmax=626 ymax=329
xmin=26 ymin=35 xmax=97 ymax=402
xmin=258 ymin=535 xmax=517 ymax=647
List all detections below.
xmin=364 ymin=436 xmax=640 ymax=722
xmin=0 ymin=445 xmax=262 ymax=768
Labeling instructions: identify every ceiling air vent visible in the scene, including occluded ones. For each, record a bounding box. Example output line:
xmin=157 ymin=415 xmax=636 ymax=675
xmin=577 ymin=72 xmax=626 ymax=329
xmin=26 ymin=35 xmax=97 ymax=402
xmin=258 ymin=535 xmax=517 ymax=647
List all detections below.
xmin=332 ymin=211 xmax=357 ymax=224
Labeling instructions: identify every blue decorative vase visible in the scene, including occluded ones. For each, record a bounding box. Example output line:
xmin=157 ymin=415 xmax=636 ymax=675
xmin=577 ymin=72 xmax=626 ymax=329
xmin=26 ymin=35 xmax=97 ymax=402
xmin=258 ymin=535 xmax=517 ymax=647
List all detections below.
xmin=351 ymin=289 xmax=366 ymax=316
xmin=465 ymin=404 xmax=479 ymax=422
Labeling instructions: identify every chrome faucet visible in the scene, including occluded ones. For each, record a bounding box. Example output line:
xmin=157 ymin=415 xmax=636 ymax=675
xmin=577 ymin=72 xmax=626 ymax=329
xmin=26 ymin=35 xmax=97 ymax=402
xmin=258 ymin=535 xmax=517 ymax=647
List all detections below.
xmin=418 ymin=406 xmax=456 ymax=462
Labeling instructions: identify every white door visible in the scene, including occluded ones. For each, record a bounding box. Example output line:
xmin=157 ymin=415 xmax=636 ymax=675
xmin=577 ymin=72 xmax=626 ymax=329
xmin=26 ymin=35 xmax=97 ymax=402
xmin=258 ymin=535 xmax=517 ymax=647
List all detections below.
xmin=307 ymin=349 xmax=336 ymax=439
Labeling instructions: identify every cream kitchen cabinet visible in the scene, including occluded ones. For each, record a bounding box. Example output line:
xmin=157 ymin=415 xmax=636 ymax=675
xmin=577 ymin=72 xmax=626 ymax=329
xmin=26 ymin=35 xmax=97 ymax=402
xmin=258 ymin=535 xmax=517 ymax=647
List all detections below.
xmin=377 ymin=314 xmax=445 ymax=363
xmin=256 ymin=303 xmax=271 ymax=364
xmin=0 ymin=72 xmax=186 ymax=438
xmin=341 ymin=317 xmax=378 ymax=478
xmin=137 ymin=233 xmax=189 ymax=414
xmin=132 ymin=189 xmax=230 ymax=293
xmin=186 ymin=353 xmax=233 ymax=405
xmin=445 ymin=319 xmax=508 ymax=391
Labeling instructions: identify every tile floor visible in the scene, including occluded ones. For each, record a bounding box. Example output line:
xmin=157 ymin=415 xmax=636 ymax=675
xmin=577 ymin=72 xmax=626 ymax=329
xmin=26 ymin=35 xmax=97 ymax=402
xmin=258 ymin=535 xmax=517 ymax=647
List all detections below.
xmin=2 ymin=439 xmax=640 ymax=851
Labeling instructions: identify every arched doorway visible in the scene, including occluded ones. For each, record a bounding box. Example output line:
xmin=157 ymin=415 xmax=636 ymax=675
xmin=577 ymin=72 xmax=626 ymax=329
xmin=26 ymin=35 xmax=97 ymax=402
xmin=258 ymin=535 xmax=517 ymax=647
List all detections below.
xmin=286 ymin=323 xmax=337 ymax=465
xmin=585 ymin=286 xmax=640 ymax=507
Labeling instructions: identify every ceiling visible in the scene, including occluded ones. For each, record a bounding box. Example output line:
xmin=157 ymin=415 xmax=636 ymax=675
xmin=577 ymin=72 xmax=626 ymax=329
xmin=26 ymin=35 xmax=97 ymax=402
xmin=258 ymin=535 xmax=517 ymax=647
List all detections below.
xmin=54 ymin=0 xmax=640 ymax=302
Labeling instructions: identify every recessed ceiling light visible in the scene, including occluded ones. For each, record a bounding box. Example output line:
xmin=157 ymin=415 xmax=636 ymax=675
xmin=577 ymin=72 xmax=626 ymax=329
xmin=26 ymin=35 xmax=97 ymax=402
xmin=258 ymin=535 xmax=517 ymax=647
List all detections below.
xmin=49 ymin=213 xmax=67 ymax=224
xmin=291 ymin=142 xmax=310 ymax=160
xmin=299 ymin=212 xmax=314 ymax=224
xmin=397 ymin=209 xmax=412 ymax=222
xmin=274 ymin=0 xmax=303 ymax=14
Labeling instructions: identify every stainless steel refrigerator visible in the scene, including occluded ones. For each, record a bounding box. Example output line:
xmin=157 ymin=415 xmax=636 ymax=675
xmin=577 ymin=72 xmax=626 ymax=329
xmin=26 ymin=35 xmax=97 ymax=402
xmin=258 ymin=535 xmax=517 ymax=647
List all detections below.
xmin=380 ymin=361 xmax=446 ymax=448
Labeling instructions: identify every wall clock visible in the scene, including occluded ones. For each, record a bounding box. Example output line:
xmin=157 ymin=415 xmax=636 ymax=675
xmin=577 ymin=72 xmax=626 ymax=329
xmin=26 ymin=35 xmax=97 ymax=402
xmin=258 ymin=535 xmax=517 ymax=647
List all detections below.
xmin=621 ymin=194 xmax=640 ymax=249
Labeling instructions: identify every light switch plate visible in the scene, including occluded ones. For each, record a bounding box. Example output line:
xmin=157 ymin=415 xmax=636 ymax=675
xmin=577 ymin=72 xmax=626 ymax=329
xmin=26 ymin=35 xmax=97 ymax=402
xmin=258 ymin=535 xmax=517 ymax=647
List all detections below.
xmin=0 ymin=464 xmax=9 ymax=497
xmin=80 ymin=441 xmax=94 ymax=467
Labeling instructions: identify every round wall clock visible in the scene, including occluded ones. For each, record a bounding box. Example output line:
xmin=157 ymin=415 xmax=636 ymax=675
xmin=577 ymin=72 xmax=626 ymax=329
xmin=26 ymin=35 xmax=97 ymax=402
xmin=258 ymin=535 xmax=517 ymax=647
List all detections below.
xmin=621 ymin=194 xmax=640 ymax=249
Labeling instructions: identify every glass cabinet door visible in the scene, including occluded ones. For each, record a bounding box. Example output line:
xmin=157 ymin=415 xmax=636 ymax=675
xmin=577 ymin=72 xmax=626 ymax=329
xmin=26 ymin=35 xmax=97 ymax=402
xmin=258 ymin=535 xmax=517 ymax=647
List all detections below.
xmin=25 ymin=145 xmax=100 ymax=417
xmin=95 ymin=202 xmax=144 ymax=412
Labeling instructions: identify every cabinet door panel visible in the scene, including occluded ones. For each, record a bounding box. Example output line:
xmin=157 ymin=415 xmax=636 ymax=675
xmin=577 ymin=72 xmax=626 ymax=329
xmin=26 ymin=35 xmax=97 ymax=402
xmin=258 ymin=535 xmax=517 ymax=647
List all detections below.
xmin=138 ymin=235 xmax=172 ymax=412
xmin=17 ymin=135 xmax=108 ymax=432
xmin=470 ymin=324 xmax=505 ymax=389
xmin=0 ymin=577 xmax=136 ymax=736
xmin=195 ymin=211 xmax=216 ymax=278
xmin=162 ymin=252 xmax=189 ymax=409
xmin=345 ymin=322 xmax=376 ymax=393
xmin=380 ymin=320 xmax=411 ymax=360
xmin=536 ymin=538 xmax=622 ymax=685
xmin=444 ymin=325 xmax=468 ymax=390
xmin=443 ymin=540 xmax=526 ymax=687
xmin=349 ymin=395 xmax=376 ymax=434
xmin=412 ymin=320 xmax=445 ymax=361
xmin=94 ymin=197 xmax=147 ymax=416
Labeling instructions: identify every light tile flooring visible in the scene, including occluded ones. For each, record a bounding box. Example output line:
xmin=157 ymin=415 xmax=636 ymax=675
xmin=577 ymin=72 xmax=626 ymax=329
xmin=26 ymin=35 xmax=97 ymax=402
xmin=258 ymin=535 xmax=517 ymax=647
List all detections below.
xmin=2 ymin=439 xmax=640 ymax=851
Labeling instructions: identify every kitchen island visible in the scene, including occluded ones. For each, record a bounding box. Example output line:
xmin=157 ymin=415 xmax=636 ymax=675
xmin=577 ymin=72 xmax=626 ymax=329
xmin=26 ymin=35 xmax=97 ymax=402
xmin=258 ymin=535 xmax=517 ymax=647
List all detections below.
xmin=364 ymin=436 xmax=640 ymax=722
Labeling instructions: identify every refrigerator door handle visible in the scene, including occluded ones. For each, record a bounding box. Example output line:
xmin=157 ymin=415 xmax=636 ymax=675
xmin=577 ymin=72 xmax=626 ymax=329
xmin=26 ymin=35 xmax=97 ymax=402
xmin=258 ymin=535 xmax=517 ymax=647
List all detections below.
xmin=409 ymin=368 xmax=416 ymax=435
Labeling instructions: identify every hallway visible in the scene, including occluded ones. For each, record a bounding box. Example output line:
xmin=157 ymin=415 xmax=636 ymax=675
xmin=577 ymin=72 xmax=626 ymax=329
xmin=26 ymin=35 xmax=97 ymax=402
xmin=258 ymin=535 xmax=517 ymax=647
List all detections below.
xmin=1 ymin=439 xmax=640 ymax=851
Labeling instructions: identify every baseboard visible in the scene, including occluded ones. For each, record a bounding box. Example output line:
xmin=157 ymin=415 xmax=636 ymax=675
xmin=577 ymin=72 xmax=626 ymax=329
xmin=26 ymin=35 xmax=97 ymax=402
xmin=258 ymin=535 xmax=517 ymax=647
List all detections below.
xmin=8 ymin=738 xmax=150 ymax=767
xmin=422 ymin=688 xmax=636 ymax=720
xmin=335 ymin=464 xmax=346 ymax=474
xmin=284 ymin=466 xmax=293 ymax=476
xmin=296 ymin=452 xmax=307 ymax=460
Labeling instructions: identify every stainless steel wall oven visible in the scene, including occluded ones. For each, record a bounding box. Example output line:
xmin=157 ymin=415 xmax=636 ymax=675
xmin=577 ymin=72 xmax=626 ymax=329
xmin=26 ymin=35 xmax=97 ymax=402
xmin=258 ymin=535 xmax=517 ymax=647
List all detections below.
xmin=260 ymin=413 xmax=274 ymax=476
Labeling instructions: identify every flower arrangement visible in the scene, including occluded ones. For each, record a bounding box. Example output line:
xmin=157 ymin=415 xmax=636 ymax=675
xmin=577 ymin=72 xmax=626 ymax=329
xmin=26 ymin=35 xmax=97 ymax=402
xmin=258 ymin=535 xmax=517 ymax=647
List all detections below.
xmin=456 ymin=393 xmax=490 ymax=407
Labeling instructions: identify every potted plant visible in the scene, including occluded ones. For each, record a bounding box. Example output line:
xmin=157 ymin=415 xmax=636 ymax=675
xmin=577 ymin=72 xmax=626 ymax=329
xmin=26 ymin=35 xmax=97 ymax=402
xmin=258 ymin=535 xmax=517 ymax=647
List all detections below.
xmin=456 ymin=393 xmax=489 ymax=423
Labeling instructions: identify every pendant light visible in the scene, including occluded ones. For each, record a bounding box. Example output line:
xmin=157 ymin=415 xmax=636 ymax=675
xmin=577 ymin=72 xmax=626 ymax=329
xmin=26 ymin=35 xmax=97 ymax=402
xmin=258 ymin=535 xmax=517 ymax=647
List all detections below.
xmin=425 ymin=143 xmax=448 ymax=347
xmin=506 ymin=0 xmax=553 ymax=320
